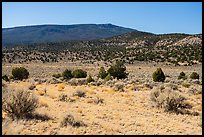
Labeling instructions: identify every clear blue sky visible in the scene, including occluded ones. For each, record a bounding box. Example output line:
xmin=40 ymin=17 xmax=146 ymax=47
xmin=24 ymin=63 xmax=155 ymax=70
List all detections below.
xmin=2 ymin=2 xmax=202 ymax=34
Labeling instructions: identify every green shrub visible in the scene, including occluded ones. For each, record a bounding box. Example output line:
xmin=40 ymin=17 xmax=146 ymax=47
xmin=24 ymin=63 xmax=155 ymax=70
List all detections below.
xmin=190 ymin=72 xmax=199 ymax=79
xmin=87 ymin=75 xmax=94 ymax=83
xmin=2 ymin=75 xmax=9 ymax=82
xmin=12 ymin=67 xmax=29 ymax=80
xmin=107 ymin=60 xmax=128 ymax=79
xmin=72 ymin=69 xmax=87 ymax=78
xmin=152 ymin=68 xmax=165 ymax=82
xmin=52 ymin=73 xmax=61 ymax=78
xmin=9 ymin=75 xmax=14 ymax=80
xmin=104 ymin=73 xmax=112 ymax=81
xmin=62 ymin=69 xmax=73 ymax=79
xmin=178 ymin=71 xmax=187 ymax=80
xmin=182 ymin=82 xmax=190 ymax=88
xmin=2 ymin=90 xmax=38 ymax=120
xmin=98 ymin=67 xmax=108 ymax=79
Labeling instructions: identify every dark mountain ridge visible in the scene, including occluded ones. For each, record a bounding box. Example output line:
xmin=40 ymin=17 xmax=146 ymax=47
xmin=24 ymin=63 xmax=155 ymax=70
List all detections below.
xmin=2 ymin=24 xmax=138 ymax=46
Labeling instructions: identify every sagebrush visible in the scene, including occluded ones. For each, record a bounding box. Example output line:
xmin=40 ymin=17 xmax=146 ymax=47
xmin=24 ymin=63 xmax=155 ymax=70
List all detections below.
xmin=73 ymin=89 xmax=86 ymax=97
xmin=60 ymin=114 xmax=85 ymax=127
xmin=2 ymin=90 xmax=38 ymax=120
xmin=150 ymin=86 xmax=192 ymax=114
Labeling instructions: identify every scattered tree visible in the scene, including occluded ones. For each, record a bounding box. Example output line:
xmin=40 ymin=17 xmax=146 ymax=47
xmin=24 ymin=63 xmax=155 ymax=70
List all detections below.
xmin=72 ymin=69 xmax=87 ymax=78
xmin=190 ymin=72 xmax=199 ymax=79
xmin=62 ymin=69 xmax=73 ymax=79
xmin=107 ymin=60 xmax=128 ymax=79
xmin=12 ymin=67 xmax=29 ymax=80
xmin=152 ymin=68 xmax=165 ymax=82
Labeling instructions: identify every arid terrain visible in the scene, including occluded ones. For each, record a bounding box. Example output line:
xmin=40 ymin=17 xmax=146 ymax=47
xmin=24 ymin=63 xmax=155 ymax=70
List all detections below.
xmin=2 ymin=62 xmax=202 ymax=135
xmin=2 ymin=3 xmax=202 ymax=135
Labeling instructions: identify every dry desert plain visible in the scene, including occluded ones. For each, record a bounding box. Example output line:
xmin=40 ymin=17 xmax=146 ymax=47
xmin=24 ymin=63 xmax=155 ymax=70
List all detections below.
xmin=2 ymin=62 xmax=202 ymax=135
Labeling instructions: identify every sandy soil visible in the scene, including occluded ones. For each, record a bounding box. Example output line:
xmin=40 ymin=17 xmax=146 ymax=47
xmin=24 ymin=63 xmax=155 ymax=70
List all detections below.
xmin=2 ymin=62 xmax=202 ymax=135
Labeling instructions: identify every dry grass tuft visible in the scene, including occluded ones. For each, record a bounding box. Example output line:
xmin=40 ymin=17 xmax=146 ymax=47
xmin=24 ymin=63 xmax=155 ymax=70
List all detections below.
xmin=93 ymin=96 xmax=104 ymax=104
xmin=113 ymin=82 xmax=125 ymax=92
xmin=2 ymin=90 xmax=38 ymax=120
xmin=58 ymin=93 xmax=69 ymax=102
xmin=106 ymin=88 xmax=115 ymax=94
xmin=57 ymin=83 xmax=66 ymax=91
xmin=37 ymin=90 xmax=46 ymax=96
xmin=38 ymin=98 xmax=49 ymax=107
xmin=28 ymin=83 xmax=36 ymax=90
xmin=182 ymin=82 xmax=191 ymax=88
xmin=149 ymin=85 xmax=194 ymax=115
xmin=87 ymin=96 xmax=104 ymax=104
xmin=60 ymin=114 xmax=86 ymax=127
xmin=73 ymin=88 xmax=86 ymax=97
xmin=86 ymin=89 xmax=96 ymax=95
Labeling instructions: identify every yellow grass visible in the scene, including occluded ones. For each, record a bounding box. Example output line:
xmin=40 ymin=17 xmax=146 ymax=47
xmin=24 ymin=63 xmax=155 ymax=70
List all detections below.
xmin=36 ymin=84 xmax=43 ymax=89
xmin=86 ymin=89 xmax=96 ymax=95
xmin=38 ymin=98 xmax=49 ymax=107
xmin=194 ymin=105 xmax=202 ymax=112
xmin=76 ymin=108 xmax=83 ymax=114
xmin=89 ymin=85 xmax=98 ymax=90
xmin=121 ymin=93 xmax=130 ymax=97
xmin=140 ymin=95 xmax=146 ymax=101
xmin=2 ymin=112 xmax=7 ymax=119
xmin=37 ymin=90 xmax=46 ymax=96
xmin=126 ymin=87 xmax=134 ymax=91
xmin=47 ymin=89 xmax=59 ymax=99
xmin=2 ymin=63 xmax=202 ymax=135
xmin=106 ymin=89 xmax=115 ymax=94
xmin=86 ymin=98 xmax=94 ymax=103
xmin=183 ymin=99 xmax=196 ymax=109
xmin=57 ymin=83 xmax=65 ymax=91
xmin=140 ymin=87 xmax=150 ymax=91
xmin=194 ymin=94 xmax=202 ymax=99
xmin=20 ymin=81 xmax=29 ymax=85
xmin=72 ymin=96 xmax=80 ymax=100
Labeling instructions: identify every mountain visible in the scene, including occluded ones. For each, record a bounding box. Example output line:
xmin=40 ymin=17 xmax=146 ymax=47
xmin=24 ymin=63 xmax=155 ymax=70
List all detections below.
xmin=2 ymin=24 xmax=138 ymax=46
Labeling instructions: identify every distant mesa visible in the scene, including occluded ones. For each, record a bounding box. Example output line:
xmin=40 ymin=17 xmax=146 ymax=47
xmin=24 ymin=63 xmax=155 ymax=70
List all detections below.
xmin=2 ymin=24 xmax=138 ymax=46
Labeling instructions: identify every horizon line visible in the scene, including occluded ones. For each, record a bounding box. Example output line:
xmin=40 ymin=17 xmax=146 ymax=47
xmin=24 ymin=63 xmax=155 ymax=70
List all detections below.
xmin=2 ymin=23 xmax=202 ymax=35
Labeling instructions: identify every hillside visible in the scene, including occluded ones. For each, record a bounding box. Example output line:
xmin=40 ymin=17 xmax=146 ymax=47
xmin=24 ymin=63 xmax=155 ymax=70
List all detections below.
xmin=2 ymin=24 xmax=137 ymax=46
xmin=2 ymin=31 xmax=202 ymax=66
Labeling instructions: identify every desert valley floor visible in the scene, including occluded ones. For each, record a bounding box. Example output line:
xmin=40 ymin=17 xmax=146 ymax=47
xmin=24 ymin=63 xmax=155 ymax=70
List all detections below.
xmin=2 ymin=62 xmax=202 ymax=135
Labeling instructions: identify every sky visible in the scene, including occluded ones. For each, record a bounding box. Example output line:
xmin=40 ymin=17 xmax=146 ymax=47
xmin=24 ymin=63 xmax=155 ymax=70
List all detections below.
xmin=2 ymin=2 xmax=202 ymax=34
